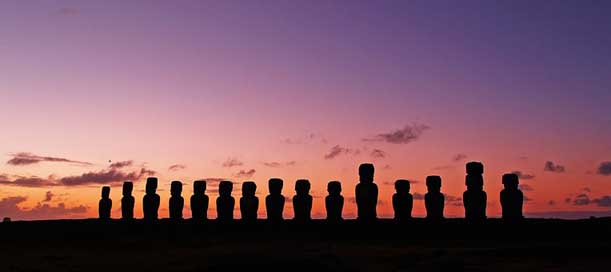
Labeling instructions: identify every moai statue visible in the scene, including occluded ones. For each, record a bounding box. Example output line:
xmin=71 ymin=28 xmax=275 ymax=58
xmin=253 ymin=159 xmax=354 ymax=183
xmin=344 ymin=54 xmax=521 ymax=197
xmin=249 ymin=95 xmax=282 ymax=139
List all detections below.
xmin=424 ymin=176 xmax=444 ymax=220
xmin=143 ymin=177 xmax=161 ymax=220
xmin=500 ymin=173 xmax=524 ymax=221
xmin=169 ymin=181 xmax=184 ymax=220
xmin=121 ymin=181 xmax=135 ymax=220
xmin=463 ymin=162 xmax=487 ymax=221
xmin=392 ymin=179 xmax=413 ymax=221
xmin=240 ymin=181 xmax=259 ymax=222
xmin=216 ymin=181 xmax=235 ymax=221
xmin=265 ymin=178 xmax=285 ymax=222
xmin=293 ymin=179 xmax=313 ymax=222
xmin=98 ymin=186 xmax=112 ymax=219
xmin=325 ymin=181 xmax=344 ymax=221
xmin=355 ymin=163 xmax=378 ymax=221
xmin=190 ymin=180 xmax=209 ymax=220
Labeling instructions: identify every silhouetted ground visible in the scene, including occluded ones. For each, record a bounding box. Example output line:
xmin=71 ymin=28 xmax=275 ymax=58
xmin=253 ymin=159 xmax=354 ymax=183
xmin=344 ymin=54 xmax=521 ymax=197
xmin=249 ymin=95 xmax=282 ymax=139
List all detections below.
xmin=1 ymin=218 xmax=609 ymax=271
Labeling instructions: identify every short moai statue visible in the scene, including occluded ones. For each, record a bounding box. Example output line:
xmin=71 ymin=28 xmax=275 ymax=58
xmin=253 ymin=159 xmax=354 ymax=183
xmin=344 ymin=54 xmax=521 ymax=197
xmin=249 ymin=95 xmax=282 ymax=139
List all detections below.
xmin=392 ymin=179 xmax=413 ymax=221
xmin=190 ymin=180 xmax=209 ymax=220
xmin=216 ymin=181 xmax=235 ymax=221
xmin=293 ymin=179 xmax=313 ymax=222
xmin=143 ymin=177 xmax=161 ymax=220
xmin=169 ymin=181 xmax=184 ymax=220
xmin=121 ymin=181 xmax=135 ymax=220
xmin=355 ymin=163 xmax=378 ymax=221
xmin=424 ymin=176 xmax=444 ymax=220
xmin=266 ymin=178 xmax=285 ymax=222
xmin=463 ymin=162 xmax=487 ymax=221
xmin=240 ymin=181 xmax=259 ymax=222
xmin=500 ymin=173 xmax=524 ymax=221
xmin=99 ymin=186 xmax=112 ymax=219
xmin=325 ymin=181 xmax=344 ymax=221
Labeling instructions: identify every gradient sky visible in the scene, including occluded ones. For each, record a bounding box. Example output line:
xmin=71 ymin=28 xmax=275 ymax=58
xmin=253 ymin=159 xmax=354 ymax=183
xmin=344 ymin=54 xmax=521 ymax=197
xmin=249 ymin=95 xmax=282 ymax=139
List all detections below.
xmin=1 ymin=0 xmax=610 ymax=220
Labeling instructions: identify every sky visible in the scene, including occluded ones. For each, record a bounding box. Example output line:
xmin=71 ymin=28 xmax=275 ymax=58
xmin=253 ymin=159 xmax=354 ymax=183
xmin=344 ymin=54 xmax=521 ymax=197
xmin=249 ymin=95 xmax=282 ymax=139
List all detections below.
xmin=1 ymin=0 xmax=610 ymax=220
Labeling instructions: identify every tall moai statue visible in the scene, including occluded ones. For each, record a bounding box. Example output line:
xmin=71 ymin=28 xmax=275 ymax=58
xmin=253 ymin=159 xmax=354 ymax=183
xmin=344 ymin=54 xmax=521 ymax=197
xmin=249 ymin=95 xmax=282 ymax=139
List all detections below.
xmin=216 ymin=180 xmax=235 ymax=221
xmin=190 ymin=180 xmax=209 ymax=220
xmin=266 ymin=178 xmax=285 ymax=222
xmin=121 ymin=181 xmax=135 ymax=220
xmin=293 ymin=179 xmax=313 ymax=222
xmin=240 ymin=181 xmax=259 ymax=222
xmin=424 ymin=176 xmax=444 ymax=220
xmin=325 ymin=181 xmax=344 ymax=221
xmin=500 ymin=173 xmax=524 ymax=221
xmin=392 ymin=179 xmax=413 ymax=221
xmin=355 ymin=163 xmax=378 ymax=221
xmin=143 ymin=177 xmax=161 ymax=220
xmin=169 ymin=181 xmax=184 ymax=220
xmin=98 ymin=186 xmax=112 ymax=219
xmin=463 ymin=162 xmax=487 ymax=221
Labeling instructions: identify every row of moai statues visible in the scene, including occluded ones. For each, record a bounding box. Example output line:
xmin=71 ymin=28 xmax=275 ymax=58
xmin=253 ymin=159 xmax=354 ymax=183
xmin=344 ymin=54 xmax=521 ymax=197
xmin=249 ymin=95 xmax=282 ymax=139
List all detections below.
xmin=98 ymin=162 xmax=524 ymax=221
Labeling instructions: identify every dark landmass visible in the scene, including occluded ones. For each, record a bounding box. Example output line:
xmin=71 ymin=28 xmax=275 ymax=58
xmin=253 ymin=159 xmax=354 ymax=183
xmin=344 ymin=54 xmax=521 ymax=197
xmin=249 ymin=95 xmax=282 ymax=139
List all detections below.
xmin=1 ymin=218 xmax=610 ymax=271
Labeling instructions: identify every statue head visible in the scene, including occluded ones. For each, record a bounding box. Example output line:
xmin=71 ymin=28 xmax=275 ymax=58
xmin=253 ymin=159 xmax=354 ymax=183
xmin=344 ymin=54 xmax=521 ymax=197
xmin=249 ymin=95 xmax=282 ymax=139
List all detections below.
xmin=358 ymin=163 xmax=375 ymax=183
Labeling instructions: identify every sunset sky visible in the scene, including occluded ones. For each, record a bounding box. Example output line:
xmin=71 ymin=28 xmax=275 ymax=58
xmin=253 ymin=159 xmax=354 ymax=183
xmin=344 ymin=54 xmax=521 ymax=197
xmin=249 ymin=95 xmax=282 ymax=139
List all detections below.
xmin=1 ymin=0 xmax=610 ymax=220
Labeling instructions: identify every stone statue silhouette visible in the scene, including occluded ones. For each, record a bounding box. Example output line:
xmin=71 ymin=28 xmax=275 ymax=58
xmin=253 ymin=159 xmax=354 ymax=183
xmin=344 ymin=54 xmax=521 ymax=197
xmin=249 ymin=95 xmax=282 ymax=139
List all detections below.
xmin=216 ymin=180 xmax=235 ymax=221
xmin=501 ymin=173 xmax=524 ymax=220
xmin=169 ymin=180 xmax=184 ymax=220
xmin=121 ymin=181 xmax=134 ymax=220
xmin=424 ymin=176 xmax=444 ymax=220
xmin=355 ymin=163 xmax=378 ymax=221
xmin=143 ymin=177 xmax=160 ymax=221
xmin=463 ymin=162 xmax=487 ymax=221
xmin=292 ymin=179 xmax=312 ymax=222
xmin=190 ymin=180 xmax=209 ymax=220
xmin=325 ymin=181 xmax=344 ymax=221
xmin=392 ymin=179 xmax=413 ymax=221
xmin=98 ymin=186 xmax=112 ymax=219
xmin=266 ymin=178 xmax=285 ymax=222
xmin=240 ymin=181 xmax=258 ymax=222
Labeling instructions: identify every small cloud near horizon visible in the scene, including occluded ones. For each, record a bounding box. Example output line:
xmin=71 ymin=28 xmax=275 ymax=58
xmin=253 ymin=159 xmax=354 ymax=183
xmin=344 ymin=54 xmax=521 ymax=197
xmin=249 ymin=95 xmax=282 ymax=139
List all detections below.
xmin=222 ymin=158 xmax=243 ymax=168
xmin=363 ymin=123 xmax=430 ymax=144
xmin=544 ymin=161 xmax=566 ymax=173
xmin=7 ymin=152 xmax=92 ymax=167
xmin=596 ymin=161 xmax=611 ymax=176
xmin=370 ymin=149 xmax=387 ymax=159
xmin=453 ymin=153 xmax=467 ymax=162
xmin=324 ymin=145 xmax=359 ymax=160
xmin=168 ymin=164 xmax=186 ymax=171
xmin=511 ymin=171 xmax=536 ymax=180
xmin=262 ymin=161 xmax=296 ymax=168
xmin=234 ymin=169 xmax=256 ymax=179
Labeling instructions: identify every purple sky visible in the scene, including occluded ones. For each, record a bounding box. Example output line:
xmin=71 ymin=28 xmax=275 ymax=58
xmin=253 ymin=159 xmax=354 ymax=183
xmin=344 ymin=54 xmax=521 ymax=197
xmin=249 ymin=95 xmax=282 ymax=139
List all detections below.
xmin=1 ymin=0 xmax=610 ymax=220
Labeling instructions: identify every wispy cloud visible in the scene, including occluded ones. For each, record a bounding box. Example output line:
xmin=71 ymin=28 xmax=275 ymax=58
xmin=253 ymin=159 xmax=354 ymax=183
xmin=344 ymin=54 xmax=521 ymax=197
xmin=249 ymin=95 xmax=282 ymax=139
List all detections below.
xmin=60 ymin=167 xmax=155 ymax=186
xmin=363 ymin=123 xmax=430 ymax=144
xmin=168 ymin=164 xmax=186 ymax=171
xmin=518 ymin=184 xmax=534 ymax=191
xmin=109 ymin=160 xmax=133 ymax=169
xmin=57 ymin=7 xmax=79 ymax=16
xmin=281 ymin=133 xmax=326 ymax=144
xmin=234 ymin=169 xmax=256 ymax=179
xmin=452 ymin=153 xmax=467 ymax=162
xmin=262 ymin=161 xmax=296 ymax=168
xmin=0 ymin=163 xmax=156 ymax=187
xmin=544 ymin=161 xmax=566 ymax=173
xmin=324 ymin=145 xmax=359 ymax=160
xmin=6 ymin=152 xmax=92 ymax=166
xmin=511 ymin=171 xmax=536 ymax=180
xmin=222 ymin=158 xmax=243 ymax=168
xmin=370 ymin=149 xmax=387 ymax=159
